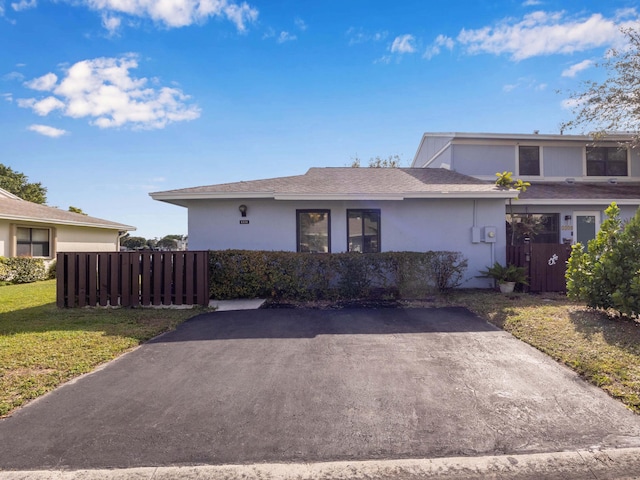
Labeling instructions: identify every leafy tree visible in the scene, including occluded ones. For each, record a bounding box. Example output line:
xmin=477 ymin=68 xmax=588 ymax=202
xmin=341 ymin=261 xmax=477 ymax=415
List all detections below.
xmin=566 ymin=202 xmax=640 ymax=317
xmin=494 ymin=171 xmax=530 ymax=246
xmin=68 ymin=206 xmax=87 ymax=215
xmin=350 ymin=154 xmax=404 ymax=168
xmin=560 ymin=27 xmax=640 ymax=147
xmin=0 ymin=164 xmax=47 ymax=204
xmin=121 ymin=235 xmax=148 ymax=250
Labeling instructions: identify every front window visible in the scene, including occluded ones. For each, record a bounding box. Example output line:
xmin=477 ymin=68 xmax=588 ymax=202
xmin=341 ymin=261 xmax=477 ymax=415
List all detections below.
xmin=17 ymin=227 xmax=50 ymax=257
xmin=297 ymin=210 xmax=330 ymax=253
xmin=506 ymin=213 xmax=559 ymax=244
xmin=347 ymin=209 xmax=380 ymax=253
xmin=519 ymin=146 xmax=540 ymax=176
xmin=586 ymin=146 xmax=628 ymax=176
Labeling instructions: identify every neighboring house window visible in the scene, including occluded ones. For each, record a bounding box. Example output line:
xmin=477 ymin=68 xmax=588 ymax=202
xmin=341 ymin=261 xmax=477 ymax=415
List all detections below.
xmin=586 ymin=146 xmax=628 ymax=176
xmin=17 ymin=227 xmax=50 ymax=257
xmin=297 ymin=210 xmax=331 ymax=253
xmin=518 ymin=146 xmax=540 ymax=176
xmin=347 ymin=209 xmax=381 ymax=253
xmin=507 ymin=213 xmax=559 ymax=244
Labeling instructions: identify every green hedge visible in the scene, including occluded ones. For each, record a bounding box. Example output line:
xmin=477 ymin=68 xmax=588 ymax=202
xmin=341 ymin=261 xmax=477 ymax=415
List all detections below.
xmin=209 ymin=250 xmax=467 ymax=300
xmin=0 ymin=257 xmax=47 ymax=284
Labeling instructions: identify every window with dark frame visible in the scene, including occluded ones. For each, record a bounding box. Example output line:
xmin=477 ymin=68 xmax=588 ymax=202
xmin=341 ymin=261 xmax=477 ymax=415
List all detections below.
xmin=586 ymin=146 xmax=628 ymax=176
xmin=518 ymin=146 xmax=540 ymax=176
xmin=296 ymin=210 xmax=331 ymax=253
xmin=16 ymin=227 xmax=50 ymax=257
xmin=506 ymin=213 xmax=559 ymax=244
xmin=347 ymin=209 xmax=380 ymax=253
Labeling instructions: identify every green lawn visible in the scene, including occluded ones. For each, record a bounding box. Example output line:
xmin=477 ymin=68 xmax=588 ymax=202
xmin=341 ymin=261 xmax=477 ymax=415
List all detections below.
xmin=0 ymin=280 xmax=202 ymax=417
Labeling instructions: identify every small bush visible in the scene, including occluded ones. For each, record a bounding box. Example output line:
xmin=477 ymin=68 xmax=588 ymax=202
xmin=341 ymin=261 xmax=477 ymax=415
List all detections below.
xmin=0 ymin=257 xmax=47 ymax=284
xmin=567 ymin=203 xmax=640 ymax=317
xmin=209 ymin=250 xmax=468 ymax=300
xmin=46 ymin=260 xmax=57 ymax=280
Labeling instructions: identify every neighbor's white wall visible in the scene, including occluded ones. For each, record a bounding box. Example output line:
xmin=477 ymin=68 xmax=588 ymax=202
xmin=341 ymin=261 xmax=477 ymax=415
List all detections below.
xmin=187 ymin=198 xmax=507 ymax=288
xmin=0 ymin=221 xmax=10 ymax=257
xmin=56 ymin=226 xmax=120 ymax=252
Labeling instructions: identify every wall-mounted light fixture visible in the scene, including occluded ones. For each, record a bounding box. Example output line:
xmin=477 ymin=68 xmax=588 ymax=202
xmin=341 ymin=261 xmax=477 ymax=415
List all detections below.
xmin=239 ymin=204 xmax=248 ymax=217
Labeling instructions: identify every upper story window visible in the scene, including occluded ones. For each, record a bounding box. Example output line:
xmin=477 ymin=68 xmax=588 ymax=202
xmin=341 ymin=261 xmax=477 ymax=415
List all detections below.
xmin=518 ymin=146 xmax=540 ymax=176
xmin=586 ymin=146 xmax=628 ymax=176
xmin=348 ymin=209 xmax=380 ymax=253
xmin=17 ymin=227 xmax=50 ymax=257
xmin=297 ymin=210 xmax=330 ymax=253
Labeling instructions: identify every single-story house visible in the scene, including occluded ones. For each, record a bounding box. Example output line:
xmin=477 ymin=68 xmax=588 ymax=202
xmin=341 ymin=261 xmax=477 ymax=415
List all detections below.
xmin=0 ymin=187 xmax=135 ymax=263
xmin=151 ymin=167 xmax=517 ymax=288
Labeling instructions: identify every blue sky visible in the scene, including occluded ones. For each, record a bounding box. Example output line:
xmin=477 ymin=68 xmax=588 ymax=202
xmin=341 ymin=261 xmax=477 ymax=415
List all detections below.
xmin=1 ymin=0 xmax=638 ymax=238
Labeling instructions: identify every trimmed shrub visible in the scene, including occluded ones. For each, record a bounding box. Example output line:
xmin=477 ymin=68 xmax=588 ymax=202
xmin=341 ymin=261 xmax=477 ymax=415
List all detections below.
xmin=209 ymin=250 xmax=468 ymax=300
xmin=567 ymin=202 xmax=640 ymax=317
xmin=0 ymin=257 xmax=47 ymax=284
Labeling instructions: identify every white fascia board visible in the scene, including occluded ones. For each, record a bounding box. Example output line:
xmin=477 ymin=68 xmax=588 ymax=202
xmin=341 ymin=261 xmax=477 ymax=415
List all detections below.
xmin=517 ymin=199 xmax=640 ymax=206
xmin=402 ymin=191 xmax=518 ymax=199
xmin=0 ymin=214 xmax=135 ymax=230
xmin=274 ymin=194 xmax=405 ymax=201
xmin=426 ymin=132 xmax=634 ymax=143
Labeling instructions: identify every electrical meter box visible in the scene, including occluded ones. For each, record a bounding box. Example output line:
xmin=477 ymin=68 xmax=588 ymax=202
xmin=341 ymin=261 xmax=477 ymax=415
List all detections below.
xmin=482 ymin=226 xmax=497 ymax=243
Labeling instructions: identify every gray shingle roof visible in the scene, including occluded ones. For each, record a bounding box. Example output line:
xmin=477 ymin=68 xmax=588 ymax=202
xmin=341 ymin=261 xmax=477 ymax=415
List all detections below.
xmin=151 ymin=168 xmax=516 ymax=204
xmin=519 ymin=182 xmax=640 ymax=202
xmin=0 ymin=189 xmax=135 ymax=230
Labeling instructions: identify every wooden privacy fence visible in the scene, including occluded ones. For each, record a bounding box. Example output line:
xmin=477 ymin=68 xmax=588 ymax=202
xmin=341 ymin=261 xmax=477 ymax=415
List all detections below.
xmin=507 ymin=243 xmax=572 ymax=293
xmin=56 ymin=251 xmax=210 ymax=308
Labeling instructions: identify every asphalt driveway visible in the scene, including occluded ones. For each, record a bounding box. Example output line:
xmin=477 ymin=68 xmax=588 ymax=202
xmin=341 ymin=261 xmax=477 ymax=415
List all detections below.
xmin=1 ymin=307 xmax=640 ymax=471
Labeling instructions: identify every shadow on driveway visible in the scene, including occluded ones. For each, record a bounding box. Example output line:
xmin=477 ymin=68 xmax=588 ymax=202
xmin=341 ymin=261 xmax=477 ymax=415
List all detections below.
xmin=149 ymin=307 xmax=496 ymax=342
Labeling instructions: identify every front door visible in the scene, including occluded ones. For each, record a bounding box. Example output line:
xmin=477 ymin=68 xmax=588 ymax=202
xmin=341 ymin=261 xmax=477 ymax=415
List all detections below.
xmin=573 ymin=211 xmax=600 ymax=246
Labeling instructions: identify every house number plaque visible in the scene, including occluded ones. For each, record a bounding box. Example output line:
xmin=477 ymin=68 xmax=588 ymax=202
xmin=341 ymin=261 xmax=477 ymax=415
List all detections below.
xmin=240 ymin=220 xmax=249 ymax=224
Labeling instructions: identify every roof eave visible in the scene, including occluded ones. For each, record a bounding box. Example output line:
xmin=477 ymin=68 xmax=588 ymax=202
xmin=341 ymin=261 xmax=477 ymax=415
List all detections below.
xmin=0 ymin=214 xmax=135 ymax=230
xmin=518 ymin=198 xmax=640 ymax=205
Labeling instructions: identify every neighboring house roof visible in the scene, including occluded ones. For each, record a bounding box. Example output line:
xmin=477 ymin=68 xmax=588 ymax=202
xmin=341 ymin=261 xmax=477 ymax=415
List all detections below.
xmin=519 ymin=182 xmax=640 ymax=205
xmin=0 ymin=188 xmax=135 ymax=230
xmin=151 ymin=167 xmax=518 ymax=206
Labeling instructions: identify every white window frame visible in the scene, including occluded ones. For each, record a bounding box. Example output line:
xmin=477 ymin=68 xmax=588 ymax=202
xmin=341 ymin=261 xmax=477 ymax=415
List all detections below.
xmin=572 ymin=211 xmax=601 ymax=245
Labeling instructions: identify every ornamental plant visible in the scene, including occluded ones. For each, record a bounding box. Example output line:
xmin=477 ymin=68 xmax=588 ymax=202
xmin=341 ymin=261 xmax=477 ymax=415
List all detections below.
xmin=566 ymin=202 xmax=640 ymax=317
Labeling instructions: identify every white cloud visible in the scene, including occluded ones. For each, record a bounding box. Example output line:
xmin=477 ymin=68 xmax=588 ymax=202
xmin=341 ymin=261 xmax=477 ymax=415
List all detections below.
xmin=28 ymin=124 xmax=68 ymax=137
xmin=562 ymin=59 xmax=593 ymax=77
xmin=522 ymin=0 xmax=542 ymax=6
xmin=390 ymin=34 xmax=416 ymax=54
xmin=2 ymin=71 xmax=24 ymax=81
xmin=11 ymin=0 xmax=36 ymax=11
xmin=502 ymin=77 xmax=547 ymax=92
xmin=423 ymin=34 xmax=455 ymax=59
xmin=24 ymin=72 xmax=57 ymax=91
xmin=503 ymin=84 xmax=518 ymax=92
xmin=346 ymin=27 xmax=387 ymax=46
xmin=2 ymin=93 xmax=13 ymax=102
xmin=101 ymin=13 xmax=121 ymax=35
xmin=18 ymin=55 xmax=200 ymax=130
xmin=457 ymin=10 xmax=639 ymax=60
xmin=277 ymin=31 xmax=296 ymax=43
xmin=294 ymin=17 xmax=306 ymax=31
xmin=83 ymin=0 xmax=258 ymax=31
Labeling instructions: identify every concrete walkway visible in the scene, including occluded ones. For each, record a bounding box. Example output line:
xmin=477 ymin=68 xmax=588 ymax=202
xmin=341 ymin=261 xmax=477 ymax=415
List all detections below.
xmin=3 ymin=448 xmax=640 ymax=479
xmin=209 ymin=298 xmax=266 ymax=311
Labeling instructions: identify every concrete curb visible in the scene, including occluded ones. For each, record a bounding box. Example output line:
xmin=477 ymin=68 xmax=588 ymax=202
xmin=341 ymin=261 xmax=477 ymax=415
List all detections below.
xmin=3 ymin=448 xmax=640 ymax=480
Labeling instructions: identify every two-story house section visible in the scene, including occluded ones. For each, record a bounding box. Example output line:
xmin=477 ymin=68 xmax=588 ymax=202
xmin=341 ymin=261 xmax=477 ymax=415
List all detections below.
xmin=412 ymin=132 xmax=640 ymax=246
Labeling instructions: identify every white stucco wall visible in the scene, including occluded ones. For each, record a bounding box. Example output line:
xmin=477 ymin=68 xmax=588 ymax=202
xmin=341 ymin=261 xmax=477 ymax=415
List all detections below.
xmin=186 ymin=198 xmax=507 ymax=288
xmin=55 ymin=225 xmax=120 ymax=253
xmin=0 ymin=221 xmax=9 ymax=257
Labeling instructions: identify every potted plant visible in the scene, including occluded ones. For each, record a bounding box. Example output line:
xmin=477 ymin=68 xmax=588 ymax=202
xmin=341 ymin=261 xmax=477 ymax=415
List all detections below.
xmin=479 ymin=262 xmax=528 ymax=293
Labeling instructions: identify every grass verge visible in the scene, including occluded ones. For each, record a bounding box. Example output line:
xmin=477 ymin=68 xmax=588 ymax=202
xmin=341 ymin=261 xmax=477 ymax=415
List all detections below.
xmin=442 ymin=290 xmax=640 ymax=414
xmin=0 ymin=280 xmax=203 ymax=417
